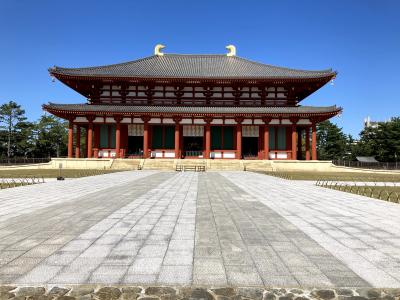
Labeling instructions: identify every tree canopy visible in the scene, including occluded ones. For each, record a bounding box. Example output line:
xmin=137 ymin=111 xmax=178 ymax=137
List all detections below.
xmin=33 ymin=115 xmax=68 ymax=158
xmin=354 ymin=118 xmax=400 ymax=162
xmin=0 ymin=101 xmax=29 ymax=158
xmin=314 ymin=118 xmax=400 ymax=162
xmin=0 ymin=101 xmax=68 ymax=158
xmin=316 ymin=120 xmax=348 ymax=160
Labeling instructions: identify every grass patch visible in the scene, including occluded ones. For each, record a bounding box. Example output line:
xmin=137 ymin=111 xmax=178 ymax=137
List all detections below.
xmin=0 ymin=169 xmax=121 ymax=178
xmin=262 ymin=171 xmax=400 ymax=182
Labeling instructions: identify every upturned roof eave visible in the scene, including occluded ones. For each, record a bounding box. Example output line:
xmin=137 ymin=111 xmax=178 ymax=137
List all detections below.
xmin=50 ymin=71 xmax=336 ymax=83
xmin=42 ymin=103 xmax=342 ymax=117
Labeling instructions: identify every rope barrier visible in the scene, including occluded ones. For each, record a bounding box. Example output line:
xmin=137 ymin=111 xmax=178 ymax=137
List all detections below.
xmin=0 ymin=176 xmax=46 ymax=190
xmin=315 ymin=176 xmax=399 ymax=204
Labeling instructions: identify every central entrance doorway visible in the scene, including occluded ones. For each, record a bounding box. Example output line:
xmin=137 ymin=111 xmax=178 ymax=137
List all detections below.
xmin=128 ymin=136 xmax=143 ymax=156
xmin=127 ymin=124 xmax=144 ymax=157
xmin=242 ymin=126 xmax=259 ymax=159
xmin=183 ymin=137 xmax=203 ymax=157
xmin=242 ymin=137 xmax=258 ymax=158
xmin=183 ymin=125 xmax=204 ymax=158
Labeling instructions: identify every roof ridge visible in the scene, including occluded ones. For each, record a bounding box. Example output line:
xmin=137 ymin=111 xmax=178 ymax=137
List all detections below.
xmin=163 ymin=53 xmax=226 ymax=56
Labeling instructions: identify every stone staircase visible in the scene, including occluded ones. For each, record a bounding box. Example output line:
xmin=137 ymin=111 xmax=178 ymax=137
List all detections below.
xmin=109 ymin=158 xmax=275 ymax=172
xmin=175 ymin=159 xmax=206 ymax=172
xmin=207 ymin=159 xmax=244 ymax=171
xmin=141 ymin=159 xmax=176 ymax=170
xmin=243 ymin=160 xmax=274 ymax=172
xmin=110 ymin=159 xmax=141 ymax=170
xmin=140 ymin=159 xmax=244 ymax=171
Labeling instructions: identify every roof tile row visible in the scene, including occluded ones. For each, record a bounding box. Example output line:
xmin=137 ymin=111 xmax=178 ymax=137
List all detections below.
xmin=50 ymin=54 xmax=336 ymax=80
xmin=43 ymin=103 xmax=341 ymax=115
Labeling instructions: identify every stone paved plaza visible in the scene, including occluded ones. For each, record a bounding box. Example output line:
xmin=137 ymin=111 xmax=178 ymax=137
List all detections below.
xmin=0 ymin=171 xmax=400 ymax=288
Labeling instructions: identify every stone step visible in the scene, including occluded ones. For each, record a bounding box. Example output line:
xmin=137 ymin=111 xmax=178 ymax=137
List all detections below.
xmin=110 ymin=159 xmax=141 ymax=170
xmin=142 ymin=159 xmax=175 ymax=170
xmin=208 ymin=159 xmax=243 ymax=171
xmin=109 ymin=158 xmax=275 ymax=171
xmin=243 ymin=160 xmax=274 ymax=172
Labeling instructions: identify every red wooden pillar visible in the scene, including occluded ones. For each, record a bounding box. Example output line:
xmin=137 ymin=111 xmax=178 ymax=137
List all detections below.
xmin=94 ymin=125 xmax=100 ymax=158
xmin=179 ymin=125 xmax=184 ymax=157
xmin=305 ymin=127 xmax=310 ymax=160
xmin=121 ymin=124 xmax=128 ymax=156
xmin=143 ymin=118 xmax=149 ymax=158
xmin=291 ymin=124 xmax=297 ymax=160
xmin=264 ymin=125 xmax=269 ymax=160
xmin=75 ymin=126 xmax=81 ymax=158
xmin=68 ymin=120 xmax=74 ymax=158
xmin=257 ymin=126 xmax=263 ymax=159
xmin=236 ymin=123 xmax=242 ymax=159
xmin=83 ymin=128 xmax=88 ymax=158
xmin=290 ymin=118 xmax=299 ymax=160
xmin=205 ymin=122 xmax=211 ymax=159
xmin=87 ymin=120 xmax=93 ymax=158
xmin=297 ymin=128 xmax=303 ymax=160
xmin=286 ymin=126 xmax=291 ymax=157
xmin=312 ymin=123 xmax=317 ymax=160
xmin=174 ymin=122 xmax=180 ymax=158
xmin=115 ymin=119 xmax=121 ymax=158
xmin=262 ymin=117 xmax=271 ymax=160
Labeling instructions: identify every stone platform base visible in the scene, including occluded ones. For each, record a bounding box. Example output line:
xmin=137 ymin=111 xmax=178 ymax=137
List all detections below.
xmin=1 ymin=158 xmax=399 ymax=174
xmin=0 ymin=286 xmax=399 ymax=300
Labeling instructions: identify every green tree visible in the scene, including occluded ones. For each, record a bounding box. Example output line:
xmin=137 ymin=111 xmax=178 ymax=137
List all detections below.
xmin=316 ymin=120 xmax=348 ymax=160
xmin=14 ymin=121 xmax=36 ymax=157
xmin=0 ymin=101 xmax=28 ymax=158
xmin=0 ymin=128 xmax=7 ymax=158
xmin=344 ymin=134 xmax=357 ymax=161
xmin=355 ymin=117 xmax=400 ymax=162
xmin=33 ymin=115 xmax=68 ymax=158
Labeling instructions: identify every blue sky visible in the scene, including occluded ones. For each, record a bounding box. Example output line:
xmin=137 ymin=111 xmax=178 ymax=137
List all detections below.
xmin=1 ymin=0 xmax=399 ymax=137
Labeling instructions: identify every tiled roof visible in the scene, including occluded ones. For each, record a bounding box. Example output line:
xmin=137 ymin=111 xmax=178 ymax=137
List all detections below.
xmin=43 ymin=103 xmax=341 ymax=115
xmin=50 ymin=54 xmax=336 ymax=80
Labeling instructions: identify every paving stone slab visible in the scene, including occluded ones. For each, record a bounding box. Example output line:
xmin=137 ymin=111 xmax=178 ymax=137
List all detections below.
xmin=1 ymin=171 xmax=400 ymax=288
